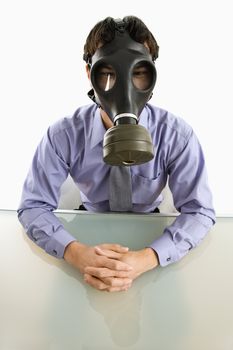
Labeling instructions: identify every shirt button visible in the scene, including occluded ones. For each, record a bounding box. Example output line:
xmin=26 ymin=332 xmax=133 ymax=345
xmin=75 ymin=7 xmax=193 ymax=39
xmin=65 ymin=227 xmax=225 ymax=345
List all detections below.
xmin=53 ymin=250 xmax=57 ymax=255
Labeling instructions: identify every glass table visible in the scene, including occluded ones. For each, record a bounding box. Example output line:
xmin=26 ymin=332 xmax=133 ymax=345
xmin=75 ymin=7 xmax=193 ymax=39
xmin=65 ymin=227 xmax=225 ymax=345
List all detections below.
xmin=0 ymin=210 xmax=232 ymax=350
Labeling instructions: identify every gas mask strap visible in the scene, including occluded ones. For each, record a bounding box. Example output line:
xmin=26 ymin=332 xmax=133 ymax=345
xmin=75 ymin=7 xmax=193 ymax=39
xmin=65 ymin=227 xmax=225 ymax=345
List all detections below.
xmin=87 ymin=89 xmax=101 ymax=108
xmin=148 ymin=92 xmax=153 ymax=101
xmin=114 ymin=18 xmax=125 ymax=33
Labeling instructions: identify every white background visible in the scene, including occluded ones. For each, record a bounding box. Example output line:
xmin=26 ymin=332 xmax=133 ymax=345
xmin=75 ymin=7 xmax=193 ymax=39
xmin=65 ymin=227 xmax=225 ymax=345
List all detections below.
xmin=0 ymin=0 xmax=232 ymax=214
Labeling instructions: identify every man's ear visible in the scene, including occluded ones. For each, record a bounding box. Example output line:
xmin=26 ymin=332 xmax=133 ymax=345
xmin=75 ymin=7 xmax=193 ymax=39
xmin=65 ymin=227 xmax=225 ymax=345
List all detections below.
xmin=86 ymin=64 xmax=91 ymax=80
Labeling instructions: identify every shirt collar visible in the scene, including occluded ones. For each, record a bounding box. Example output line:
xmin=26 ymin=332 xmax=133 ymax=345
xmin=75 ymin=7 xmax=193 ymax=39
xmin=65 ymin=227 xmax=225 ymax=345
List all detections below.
xmin=90 ymin=108 xmax=106 ymax=149
xmin=90 ymin=105 xmax=149 ymax=150
xmin=138 ymin=106 xmax=148 ymax=129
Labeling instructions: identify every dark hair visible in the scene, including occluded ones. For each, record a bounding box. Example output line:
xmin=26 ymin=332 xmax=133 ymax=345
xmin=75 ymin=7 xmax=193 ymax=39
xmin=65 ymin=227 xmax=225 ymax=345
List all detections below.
xmin=83 ymin=16 xmax=159 ymax=64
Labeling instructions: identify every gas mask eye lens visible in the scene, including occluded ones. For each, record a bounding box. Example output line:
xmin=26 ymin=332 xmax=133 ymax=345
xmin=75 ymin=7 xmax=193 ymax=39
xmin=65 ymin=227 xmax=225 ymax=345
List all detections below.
xmin=95 ymin=64 xmax=116 ymax=91
xmin=132 ymin=62 xmax=154 ymax=91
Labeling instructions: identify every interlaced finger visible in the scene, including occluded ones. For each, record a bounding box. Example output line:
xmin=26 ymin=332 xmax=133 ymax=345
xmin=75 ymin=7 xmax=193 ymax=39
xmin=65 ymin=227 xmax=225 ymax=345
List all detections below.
xmin=84 ymin=274 xmax=108 ymax=291
xmin=84 ymin=274 xmax=132 ymax=292
xmin=100 ymin=256 xmax=132 ymax=271
xmin=85 ymin=266 xmax=131 ymax=279
xmin=95 ymin=246 xmax=122 ymax=259
xmin=101 ymin=276 xmax=132 ymax=287
xmin=97 ymin=243 xmax=129 ymax=253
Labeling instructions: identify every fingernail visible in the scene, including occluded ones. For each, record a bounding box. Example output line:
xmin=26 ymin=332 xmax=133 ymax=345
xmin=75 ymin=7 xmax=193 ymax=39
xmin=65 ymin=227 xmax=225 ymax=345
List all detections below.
xmin=95 ymin=246 xmax=103 ymax=252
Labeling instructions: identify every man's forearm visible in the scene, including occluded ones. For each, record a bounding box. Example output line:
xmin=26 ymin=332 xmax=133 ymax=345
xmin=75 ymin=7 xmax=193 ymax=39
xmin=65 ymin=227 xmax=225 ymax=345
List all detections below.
xmin=150 ymin=212 xmax=215 ymax=266
xmin=18 ymin=208 xmax=76 ymax=258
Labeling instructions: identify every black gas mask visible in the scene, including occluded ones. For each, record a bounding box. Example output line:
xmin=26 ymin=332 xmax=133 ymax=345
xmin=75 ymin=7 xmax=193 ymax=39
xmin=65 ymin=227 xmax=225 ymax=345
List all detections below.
xmin=86 ymin=20 xmax=157 ymax=166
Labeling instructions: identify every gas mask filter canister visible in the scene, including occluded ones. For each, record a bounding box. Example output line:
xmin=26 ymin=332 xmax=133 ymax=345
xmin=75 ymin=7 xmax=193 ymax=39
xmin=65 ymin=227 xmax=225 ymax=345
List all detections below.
xmin=88 ymin=20 xmax=157 ymax=166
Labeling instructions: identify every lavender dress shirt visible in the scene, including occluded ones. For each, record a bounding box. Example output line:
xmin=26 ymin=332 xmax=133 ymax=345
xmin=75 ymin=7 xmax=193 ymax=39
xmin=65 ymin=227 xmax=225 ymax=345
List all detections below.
xmin=18 ymin=103 xmax=215 ymax=266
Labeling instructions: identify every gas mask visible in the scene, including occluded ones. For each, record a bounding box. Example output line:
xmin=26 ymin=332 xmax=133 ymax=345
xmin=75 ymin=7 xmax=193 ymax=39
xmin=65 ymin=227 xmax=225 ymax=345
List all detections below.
xmin=86 ymin=20 xmax=157 ymax=166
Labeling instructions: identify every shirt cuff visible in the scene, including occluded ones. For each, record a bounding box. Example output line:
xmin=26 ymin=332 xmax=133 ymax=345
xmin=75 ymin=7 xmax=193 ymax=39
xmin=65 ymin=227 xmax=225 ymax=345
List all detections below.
xmin=44 ymin=226 xmax=76 ymax=258
xmin=149 ymin=231 xmax=178 ymax=267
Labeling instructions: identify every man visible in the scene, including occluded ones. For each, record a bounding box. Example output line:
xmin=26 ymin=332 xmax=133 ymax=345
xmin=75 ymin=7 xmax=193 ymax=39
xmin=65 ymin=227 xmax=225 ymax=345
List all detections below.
xmin=18 ymin=16 xmax=215 ymax=292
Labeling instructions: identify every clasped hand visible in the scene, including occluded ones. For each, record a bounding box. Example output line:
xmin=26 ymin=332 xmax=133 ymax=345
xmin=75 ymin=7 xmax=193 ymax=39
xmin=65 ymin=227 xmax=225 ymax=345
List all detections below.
xmin=64 ymin=242 xmax=158 ymax=292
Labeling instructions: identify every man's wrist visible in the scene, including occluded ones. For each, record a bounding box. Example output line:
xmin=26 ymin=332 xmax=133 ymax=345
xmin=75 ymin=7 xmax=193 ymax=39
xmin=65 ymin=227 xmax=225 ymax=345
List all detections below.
xmin=64 ymin=240 xmax=83 ymax=263
xmin=143 ymin=247 xmax=159 ymax=270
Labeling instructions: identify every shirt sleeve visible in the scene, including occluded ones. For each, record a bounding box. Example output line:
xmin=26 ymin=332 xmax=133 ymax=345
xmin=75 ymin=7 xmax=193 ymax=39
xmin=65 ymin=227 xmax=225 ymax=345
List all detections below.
xmin=17 ymin=127 xmax=76 ymax=258
xmin=150 ymin=130 xmax=216 ymax=266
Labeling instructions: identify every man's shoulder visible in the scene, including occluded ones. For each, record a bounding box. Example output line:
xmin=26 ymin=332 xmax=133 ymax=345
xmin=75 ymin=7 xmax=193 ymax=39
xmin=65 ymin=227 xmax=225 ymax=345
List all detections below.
xmin=146 ymin=103 xmax=193 ymax=140
xmin=49 ymin=104 xmax=97 ymax=137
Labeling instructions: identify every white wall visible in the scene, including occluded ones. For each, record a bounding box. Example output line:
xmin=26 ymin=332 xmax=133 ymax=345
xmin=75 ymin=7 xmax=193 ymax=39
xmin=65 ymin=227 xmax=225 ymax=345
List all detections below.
xmin=0 ymin=0 xmax=232 ymax=214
